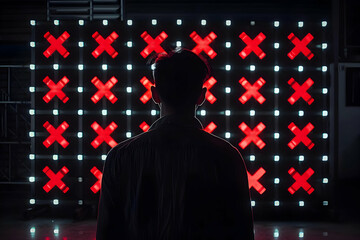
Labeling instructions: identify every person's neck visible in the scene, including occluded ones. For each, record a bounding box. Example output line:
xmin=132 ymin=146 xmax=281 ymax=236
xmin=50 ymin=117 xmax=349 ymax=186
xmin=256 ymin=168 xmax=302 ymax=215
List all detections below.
xmin=159 ymin=103 xmax=197 ymax=118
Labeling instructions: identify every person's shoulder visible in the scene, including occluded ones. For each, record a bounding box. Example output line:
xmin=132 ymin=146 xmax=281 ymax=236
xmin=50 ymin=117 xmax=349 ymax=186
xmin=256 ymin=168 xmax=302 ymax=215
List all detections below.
xmin=198 ymin=130 xmax=241 ymax=157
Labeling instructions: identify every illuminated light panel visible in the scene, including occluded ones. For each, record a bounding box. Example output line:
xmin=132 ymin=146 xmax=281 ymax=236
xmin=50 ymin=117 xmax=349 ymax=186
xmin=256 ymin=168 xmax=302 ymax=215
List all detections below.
xmin=190 ymin=31 xmax=217 ymax=59
xmin=288 ymin=167 xmax=315 ymax=194
xmin=203 ymin=77 xmax=217 ymax=104
xmin=43 ymin=31 xmax=70 ymax=58
xmin=139 ymin=76 xmax=155 ymax=104
xmin=238 ymin=122 xmax=266 ymax=149
xmin=247 ymin=167 xmax=266 ymax=194
xmin=42 ymin=166 xmax=69 ymax=193
xmin=239 ymin=32 xmax=266 ymax=59
xmin=238 ymin=77 xmax=266 ymax=104
xmin=91 ymin=121 xmax=118 ymax=149
xmin=139 ymin=121 xmax=150 ymax=132
xmin=92 ymin=31 xmax=119 ymax=58
xmin=42 ymin=76 xmax=69 ymax=103
xmin=288 ymin=78 xmax=314 ymax=105
xmin=90 ymin=167 xmax=103 ymax=194
xmin=91 ymin=76 xmax=118 ymax=104
xmin=287 ymin=33 xmax=314 ymax=60
xmin=43 ymin=121 xmax=69 ymax=148
xmin=140 ymin=31 xmax=168 ymax=58
xmin=203 ymin=121 xmax=217 ymax=133
xmin=288 ymin=122 xmax=315 ymax=150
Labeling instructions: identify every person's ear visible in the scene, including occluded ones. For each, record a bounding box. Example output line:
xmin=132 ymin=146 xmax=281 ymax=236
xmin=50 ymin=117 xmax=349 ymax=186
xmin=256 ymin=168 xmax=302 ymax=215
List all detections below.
xmin=151 ymin=86 xmax=161 ymax=104
xmin=196 ymin=87 xmax=207 ymax=106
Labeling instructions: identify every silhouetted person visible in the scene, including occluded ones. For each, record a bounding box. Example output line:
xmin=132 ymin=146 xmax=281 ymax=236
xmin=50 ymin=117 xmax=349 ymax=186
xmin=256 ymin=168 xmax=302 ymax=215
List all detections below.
xmin=96 ymin=49 xmax=254 ymax=240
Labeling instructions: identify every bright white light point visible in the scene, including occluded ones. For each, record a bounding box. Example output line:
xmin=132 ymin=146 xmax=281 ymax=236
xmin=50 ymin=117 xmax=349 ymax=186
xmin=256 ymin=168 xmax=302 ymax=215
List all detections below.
xmin=29 ymin=86 xmax=35 ymax=92
xmin=30 ymin=41 xmax=35 ymax=47
xmin=274 ymin=87 xmax=280 ymax=94
xmin=299 ymin=201 xmax=304 ymax=207
xmin=29 ymin=131 xmax=35 ymax=137
xmin=274 ymin=229 xmax=279 ymax=237
xmin=322 ymin=155 xmax=328 ymax=161
xmin=225 ymin=132 xmax=231 ymax=138
xmin=274 ymin=133 xmax=280 ymax=139
xmin=78 ymin=20 xmax=84 ymax=25
xmin=274 ymin=110 xmax=280 ymax=116
xmin=151 ymin=19 xmax=157 ymax=25
xmin=250 ymin=65 xmax=255 ymax=71
xmin=102 ymin=109 xmax=107 ymax=115
xmin=322 ymin=21 xmax=327 ymax=27
xmin=30 ymin=20 xmax=36 ymax=26
xmin=225 ymin=87 xmax=231 ymax=93
xmin=151 ymin=64 xmax=156 ymax=70
xmin=299 ymin=155 xmax=304 ymax=161
xmin=225 ymin=65 xmax=231 ymax=71
xmin=323 ymin=201 xmax=329 ymax=206
xmin=298 ymin=21 xmax=304 ymax=27
xmin=274 ymin=42 xmax=280 ymax=49
xmin=274 ymin=178 xmax=280 ymax=184
xmin=250 ymin=155 xmax=255 ymax=161
xmin=53 ymin=154 xmax=58 ymax=161
xmin=126 ymin=87 xmax=132 ymax=93
xmin=127 ymin=41 xmax=133 ymax=47
xmin=29 ymin=109 xmax=35 ymax=115
xmin=54 ymin=20 xmax=59 ymax=25
xmin=274 ymin=65 xmax=279 ymax=72
xmin=322 ymin=88 xmax=328 ymax=94
xmin=127 ymin=64 xmax=132 ymax=70
xmin=53 ymin=199 xmax=59 ymax=205
xmin=29 ymin=154 xmax=35 ymax=160
xmin=322 ymin=66 xmax=327 ymax=72
xmin=176 ymin=41 xmax=181 ymax=47
xmin=151 ymin=110 xmax=157 ymax=115
xmin=126 ymin=132 xmax=132 ymax=138
xmin=201 ymin=19 xmax=206 ymax=25
xmin=54 ymin=227 xmax=59 ymax=234
xmin=53 ymin=64 xmax=59 ymax=70
xmin=77 ymin=87 xmax=83 ymax=93
xmin=78 ymin=41 xmax=84 ymax=47
xmin=251 ymin=201 xmax=255 ymax=207
xmin=299 ymin=231 xmax=304 ymax=238
xmin=102 ymin=64 xmax=107 ymax=70
xmin=78 ymin=64 xmax=83 ymax=70
xmin=29 ymin=176 xmax=35 ymax=182
xmin=298 ymin=65 xmax=303 ymax=72
xmin=77 ymin=132 xmax=83 ymax=138
xmin=225 ymin=110 xmax=231 ymax=116
xmin=322 ymin=110 xmax=328 ymax=116
xmin=274 ymin=201 xmax=280 ymax=206
xmin=323 ymin=133 xmax=328 ymax=139
xmin=200 ymin=110 xmax=206 ymax=116
xmin=176 ymin=19 xmax=182 ymax=25
xmin=78 ymin=177 xmax=82 ymax=182
xmin=274 ymin=21 xmax=280 ymax=27
xmin=78 ymin=109 xmax=83 ymax=115
xmin=126 ymin=110 xmax=132 ymax=115
xmin=78 ymin=200 xmax=83 ymax=205
xmin=30 ymin=64 xmax=35 ymax=70
xmin=322 ymin=43 xmax=328 ymax=49
xmin=127 ymin=20 xmax=133 ymax=25
xmin=225 ymin=42 xmax=231 ymax=48
xmin=30 ymin=199 xmax=35 ymax=205
xmin=323 ymin=178 xmax=328 ymax=184
xmin=226 ymin=20 xmax=231 ymax=26
xmin=77 ymin=155 xmax=83 ymax=160
xmin=298 ymin=110 xmax=304 ymax=116
xmin=250 ymin=21 xmax=255 ymax=26
xmin=101 ymin=155 xmax=107 ymax=161
xmin=274 ymin=155 xmax=280 ymax=161
xmin=250 ymin=110 xmax=255 ymax=116
xmin=53 ymin=109 xmax=58 ymax=115
xmin=102 ymin=20 xmax=108 ymax=25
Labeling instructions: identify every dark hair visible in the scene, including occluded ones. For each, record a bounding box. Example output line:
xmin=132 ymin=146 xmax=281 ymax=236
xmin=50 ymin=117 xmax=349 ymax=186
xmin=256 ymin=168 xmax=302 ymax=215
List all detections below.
xmin=152 ymin=48 xmax=210 ymax=109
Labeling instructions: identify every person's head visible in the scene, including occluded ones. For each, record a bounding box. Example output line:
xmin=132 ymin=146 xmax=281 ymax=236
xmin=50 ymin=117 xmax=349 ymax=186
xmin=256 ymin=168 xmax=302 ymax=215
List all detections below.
xmin=150 ymin=48 xmax=210 ymax=113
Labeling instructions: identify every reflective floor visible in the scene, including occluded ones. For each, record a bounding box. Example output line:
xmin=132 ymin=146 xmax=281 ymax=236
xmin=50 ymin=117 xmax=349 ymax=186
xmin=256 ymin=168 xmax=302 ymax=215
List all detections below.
xmin=1 ymin=218 xmax=360 ymax=240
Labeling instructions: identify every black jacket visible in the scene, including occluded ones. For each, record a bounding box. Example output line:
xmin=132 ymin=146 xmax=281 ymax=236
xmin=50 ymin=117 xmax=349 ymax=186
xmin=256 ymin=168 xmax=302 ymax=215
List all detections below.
xmin=96 ymin=113 xmax=254 ymax=240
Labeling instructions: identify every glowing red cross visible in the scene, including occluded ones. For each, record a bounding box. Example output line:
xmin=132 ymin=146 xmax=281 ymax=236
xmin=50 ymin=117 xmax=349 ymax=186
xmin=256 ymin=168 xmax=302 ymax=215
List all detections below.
xmin=288 ymin=167 xmax=314 ymax=194
xmin=239 ymin=32 xmax=266 ymax=59
xmin=238 ymin=122 xmax=266 ymax=149
xmin=140 ymin=121 xmax=150 ymax=132
xmin=90 ymin=166 xmax=103 ymax=194
xmin=140 ymin=31 xmax=168 ymax=58
xmin=203 ymin=122 xmax=217 ymax=133
xmin=203 ymin=77 xmax=217 ymax=104
xmin=287 ymin=33 xmax=314 ymax=60
xmin=92 ymin=31 xmax=119 ymax=58
xmin=43 ymin=166 xmax=69 ymax=193
xmin=43 ymin=31 xmax=70 ymax=58
xmin=247 ymin=167 xmax=266 ymax=194
xmin=288 ymin=122 xmax=315 ymax=150
xmin=42 ymin=76 xmax=69 ymax=103
xmin=43 ymin=121 xmax=69 ymax=148
xmin=91 ymin=76 xmax=118 ymax=104
xmin=238 ymin=77 xmax=266 ymax=104
xmin=140 ymin=76 xmax=155 ymax=104
xmin=91 ymin=121 xmax=118 ymax=149
xmin=190 ymin=31 xmax=217 ymax=59
xmin=288 ymin=78 xmax=314 ymax=105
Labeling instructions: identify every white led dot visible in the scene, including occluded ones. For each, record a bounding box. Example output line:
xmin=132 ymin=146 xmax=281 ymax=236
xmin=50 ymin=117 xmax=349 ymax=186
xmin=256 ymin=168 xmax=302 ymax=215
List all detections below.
xmin=126 ymin=41 xmax=133 ymax=47
xmin=78 ymin=19 xmax=84 ymax=26
xmin=225 ymin=132 xmax=231 ymax=138
xmin=274 ymin=155 xmax=280 ymax=161
xmin=322 ymin=110 xmax=328 ymax=116
xmin=322 ymin=66 xmax=327 ymax=72
xmin=151 ymin=19 xmax=157 ymax=25
xmin=225 ymin=87 xmax=231 ymax=93
xmin=323 ymin=178 xmax=328 ymax=184
xmin=29 ymin=109 xmax=35 ymax=115
xmin=323 ymin=201 xmax=329 ymax=206
xmin=274 ymin=110 xmax=280 ymax=116
xmin=250 ymin=110 xmax=255 ymax=116
xmin=298 ymin=110 xmax=304 ymax=116
xmin=53 ymin=64 xmax=59 ymax=70
xmin=29 ymin=176 xmax=35 ymax=182
xmin=274 ymin=133 xmax=280 ymax=139
xmin=322 ymin=88 xmax=328 ymax=94
xmin=225 ymin=110 xmax=231 ymax=116
xmin=54 ymin=20 xmax=59 ymax=25
xmin=78 ymin=177 xmax=83 ymax=182
xmin=30 ymin=199 xmax=35 ymax=205
xmin=77 ymin=87 xmax=83 ymax=93
xmin=299 ymin=155 xmax=304 ymax=162
xmin=151 ymin=64 xmax=156 ymax=70
xmin=274 ymin=42 xmax=280 ymax=49
xmin=29 ymin=154 xmax=35 ymax=160
xmin=176 ymin=41 xmax=182 ymax=47
xmin=78 ymin=109 xmax=83 ymax=115
xmin=127 ymin=64 xmax=132 ymax=70
xmin=102 ymin=109 xmax=107 ymax=116
xmin=274 ymin=21 xmax=280 ymax=27
xmin=30 ymin=41 xmax=35 ymax=47
xmin=127 ymin=19 xmax=133 ymax=25
xmin=250 ymin=155 xmax=255 ymax=161
xmin=299 ymin=201 xmax=304 ymax=207
xmin=251 ymin=201 xmax=256 ymax=207
xmin=53 ymin=154 xmax=58 ymax=161
xmin=274 ymin=65 xmax=279 ymax=72
xmin=299 ymin=231 xmax=304 ymax=238
xmin=29 ymin=131 xmax=35 ymax=137
xmin=322 ymin=21 xmax=327 ymax=27
xmin=102 ymin=64 xmax=107 ymax=70
xmin=274 ymin=178 xmax=280 ymax=184
xmin=30 ymin=64 xmax=35 ymax=70
xmin=77 ymin=155 xmax=83 ymax=160
xmin=274 ymin=87 xmax=280 ymax=94
xmin=200 ymin=110 xmax=206 ymax=116
xmin=29 ymin=86 xmax=35 ymax=92
xmin=53 ymin=109 xmax=58 ymax=115
xmin=322 ymin=43 xmax=328 ymax=49
xmin=151 ymin=110 xmax=157 ymax=115
xmin=250 ymin=65 xmax=255 ymax=71
xmin=78 ymin=64 xmax=83 ymax=70
xmin=126 ymin=87 xmax=132 ymax=93
xmin=226 ymin=20 xmax=231 ymax=26
xmin=225 ymin=42 xmax=231 ymax=48
xmin=102 ymin=19 xmax=108 ymax=25
xmin=201 ymin=19 xmax=206 ymax=25
xmin=298 ymin=65 xmax=303 ymax=72
xmin=101 ymin=155 xmax=107 ymax=161
xmin=30 ymin=20 xmax=36 ymax=26
xmin=322 ymin=155 xmax=328 ymax=161
xmin=126 ymin=110 xmax=132 ymax=115
xmin=274 ymin=201 xmax=280 ymax=206
xmin=298 ymin=21 xmax=304 ymax=27
xmin=176 ymin=19 xmax=182 ymax=25
xmin=54 ymin=227 xmax=59 ymax=234
xmin=78 ymin=200 xmax=83 ymax=205
xmin=225 ymin=65 xmax=231 ymax=71
xmin=250 ymin=20 xmax=255 ymax=26
xmin=53 ymin=199 xmax=59 ymax=205
xmin=323 ymin=133 xmax=328 ymax=139
xmin=78 ymin=41 xmax=84 ymax=47
xmin=126 ymin=132 xmax=132 ymax=138
xmin=274 ymin=229 xmax=279 ymax=238
xmin=77 ymin=132 xmax=83 ymax=138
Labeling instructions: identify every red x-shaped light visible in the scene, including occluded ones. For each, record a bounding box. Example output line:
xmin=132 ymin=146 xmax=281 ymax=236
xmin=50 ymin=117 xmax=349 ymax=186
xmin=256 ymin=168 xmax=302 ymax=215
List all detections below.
xmin=239 ymin=122 xmax=266 ymax=149
xmin=239 ymin=32 xmax=266 ymax=59
xmin=91 ymin=76 xmax=118 ymax=104
xmin=288 ymin=78 xmax=314 ymax=105
xmin=203 ymin=77 xmax=217 ymax=104
xmin=140 ymin=76 xmax=155 ymax=104
xmin=139 ymin=121 xmax=150 ymax=132
xmin=43 ymin=121 xmax=69 ymax=148
xmin=288 ymin=167 xmax=314 ymax=194
xmin=43 ymin=166 xmax=69 ymax=193
xmin=288 ymin=122 xmax=315 ymax=150
xmin=90 ymin=166 xmax=103 ymax=194
xmin=287 ymin=33 xmax=314 ymax=60
xmin=140 ymin=31 xmax=168 ymax=58
xmin=43 ymin=31 xmax=70 ymax=58
xmin=239 ymin=77 xmax=266 ymax=104
xmin=247 ymin=167 xmax=266 ymax=194
xmin=203 ymin=122 xmax=217 ymax=133
xmin=43 ymin=76 xmax=69 ymax=103
xmin=190 ymin=31 xmax=217 ymax=59
xmin=91 ymin=121 xmax=118 ymax=149
xmin=92 ymin=31 xmax=119 ymax=58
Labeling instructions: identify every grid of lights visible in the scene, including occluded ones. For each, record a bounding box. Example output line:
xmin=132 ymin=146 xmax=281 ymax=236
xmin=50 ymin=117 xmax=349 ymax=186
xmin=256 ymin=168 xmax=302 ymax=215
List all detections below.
xmin=30 ymin=19 xmax=329 ymax=215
